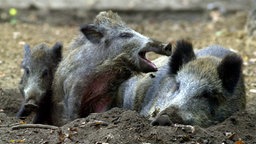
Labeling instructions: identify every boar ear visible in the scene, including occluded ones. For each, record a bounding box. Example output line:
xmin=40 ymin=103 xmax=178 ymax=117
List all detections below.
xmin=51 ymin=42 xmax=63 ymax=63
xmin=80 ymin=24 xmax=104 ymax=44
xmin=217 ymin=54 xmax=243 ymax=93
xmin=169 ymin=40 xmax=196 ymax=74
xmin=24 ymin=44 xmax=31 ymax=58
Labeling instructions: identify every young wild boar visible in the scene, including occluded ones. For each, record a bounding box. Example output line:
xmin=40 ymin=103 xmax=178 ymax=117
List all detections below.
xmin=51 ymin=11 xmax=172 ymax=126
xmin=17 ymin=42 xmax=62 ymax=124
xmin=118 ymin=40 xmax=245 ymax=127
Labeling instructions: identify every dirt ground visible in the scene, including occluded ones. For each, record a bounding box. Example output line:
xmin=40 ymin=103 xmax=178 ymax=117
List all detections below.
xmin=0 ymin=10 xmax=256 ymax=143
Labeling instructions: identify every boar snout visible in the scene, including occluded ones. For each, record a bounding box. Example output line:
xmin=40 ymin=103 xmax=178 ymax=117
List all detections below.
xmin=152 ymin=107 xmax=184 ymax=126
xmin=23 ymin=85 xmax=44 ymax=104
xmin=151 ymin=114 xmax=172 ymax=126
xmin=16 ymin=99 xmax=38 ymax=120
xmin=145 ymin=40 xmax=172 ymax=56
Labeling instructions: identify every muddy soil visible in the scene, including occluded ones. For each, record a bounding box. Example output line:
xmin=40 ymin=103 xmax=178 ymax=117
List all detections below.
xmin=0 ymin=10 xmax=256 ymax=143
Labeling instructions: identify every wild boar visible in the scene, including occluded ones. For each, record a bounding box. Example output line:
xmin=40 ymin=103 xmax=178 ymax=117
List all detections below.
xmin=51 ymin=11 xmax=172 ymax=126
xmin=17 ymin=42 xmax=62 ymax=124
xmin=118 ymin=40 xmax=245 ymax=127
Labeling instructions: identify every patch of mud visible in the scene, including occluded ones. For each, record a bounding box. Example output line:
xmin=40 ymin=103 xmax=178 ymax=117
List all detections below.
xmin=0 ymin=108 xmax=255 ymax=143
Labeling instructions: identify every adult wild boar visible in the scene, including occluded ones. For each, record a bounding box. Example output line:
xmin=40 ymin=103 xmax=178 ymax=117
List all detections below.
xmin=118 ymin=40 xmax=245 ymax=127
xmin=17 ymin=42 xmax=62 ymax=124
xmin=51 ymin=11 xmax=172 ymax=126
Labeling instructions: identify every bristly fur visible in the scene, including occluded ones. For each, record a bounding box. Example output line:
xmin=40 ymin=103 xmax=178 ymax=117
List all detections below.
xmin=69 ymin=11 xmax=125 ymax=50
xmin=31 ymin=44 xmax=48 ymax=59
xmin=94 ymin=10 xmax=125 ymax=28
xmin=51 ymin=10 xmax=171 ymax=126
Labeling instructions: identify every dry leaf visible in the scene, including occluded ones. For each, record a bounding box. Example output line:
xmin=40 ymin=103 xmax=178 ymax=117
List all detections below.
xmin=0 ymin=72 xmax=5 ymax=78
xmin=235 ymin=139 xmax=245 ymax=144
xmin=19 ymin=120 xmax=26 ymax=124
xmin=9 ymin=139 xmax=25 ymax=143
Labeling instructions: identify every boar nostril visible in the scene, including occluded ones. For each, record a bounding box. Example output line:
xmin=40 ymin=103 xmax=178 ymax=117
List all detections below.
xmin=19 ymin=117 xmax=26 ymax=120
xmin=151 ymin=121 xmax=160 ymax=126
xmin=24 ymin=99 xmax=38 ymax=110
xmin=24 ymin=103 xmax=38 ymax=110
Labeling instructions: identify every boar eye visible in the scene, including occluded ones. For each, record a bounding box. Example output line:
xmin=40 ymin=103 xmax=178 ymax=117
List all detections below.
xmin=24 ymin=67 xmax=30 ymax=76
xmin=200 ymin=90 xmax=211 ymax=99
xmin=174 ymin=82 xmax=180 ymax=91
xmin=42 ymin=69 xmax=49 ymax=78
xmin=119 ymin=32 xmax=133 ymax=38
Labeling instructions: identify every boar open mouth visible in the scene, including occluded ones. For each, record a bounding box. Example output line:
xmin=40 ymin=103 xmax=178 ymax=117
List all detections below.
xmin=17 ymin=102 xmax=38 ymax=119
xmin=137 ymin=42 xmax=172 ymax=73
xmin=138 ymin=51 xmax=157 ymax=72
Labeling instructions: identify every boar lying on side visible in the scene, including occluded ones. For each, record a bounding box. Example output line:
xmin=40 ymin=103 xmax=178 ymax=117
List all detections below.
xmin=118 ymin=40 xmax=245 ymax=127
xmin=17 ymin=42 xmax=62 ymax=124
xmin=51 ymin=11 xmax=172 ymax=126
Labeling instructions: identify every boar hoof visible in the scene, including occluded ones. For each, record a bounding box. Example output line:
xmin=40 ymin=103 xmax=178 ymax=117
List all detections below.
xmin=151 ymin=114 xmax=173 ymax=126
